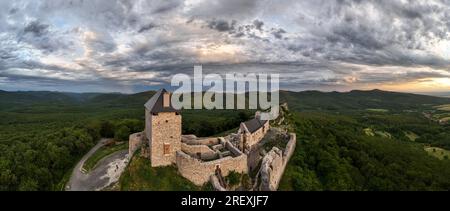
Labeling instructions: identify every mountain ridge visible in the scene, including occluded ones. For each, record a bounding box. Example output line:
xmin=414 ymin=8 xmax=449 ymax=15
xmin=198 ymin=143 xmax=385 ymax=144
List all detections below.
xmin=1 ymin=89 xmax=449 ymax=112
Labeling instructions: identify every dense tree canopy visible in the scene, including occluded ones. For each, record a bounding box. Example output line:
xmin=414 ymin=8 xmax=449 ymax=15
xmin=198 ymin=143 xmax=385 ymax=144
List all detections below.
xmin=280 ymin=112 xmax=450 ymax=191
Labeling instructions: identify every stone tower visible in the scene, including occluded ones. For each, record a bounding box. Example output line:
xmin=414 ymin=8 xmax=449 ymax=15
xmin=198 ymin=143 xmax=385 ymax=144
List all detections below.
xmin=144 ymin=89 xmax=181 ymax=167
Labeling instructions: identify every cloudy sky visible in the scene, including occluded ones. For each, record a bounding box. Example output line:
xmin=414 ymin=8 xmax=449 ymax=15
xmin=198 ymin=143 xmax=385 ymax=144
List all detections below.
xmin=0 ymin=0 xmax=450 ymax=93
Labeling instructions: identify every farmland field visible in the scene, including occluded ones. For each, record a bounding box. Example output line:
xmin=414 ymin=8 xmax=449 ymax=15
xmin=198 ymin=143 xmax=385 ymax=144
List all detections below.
xmin=435 ymin=104 xmax=450 ymax=111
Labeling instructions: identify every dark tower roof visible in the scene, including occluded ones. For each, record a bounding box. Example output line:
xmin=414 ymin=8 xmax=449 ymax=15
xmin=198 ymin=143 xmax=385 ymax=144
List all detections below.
xmin=243 ymin=118 xmax=268 ymax=133
xmin=144 ymin=88 xmax=180 ymax=114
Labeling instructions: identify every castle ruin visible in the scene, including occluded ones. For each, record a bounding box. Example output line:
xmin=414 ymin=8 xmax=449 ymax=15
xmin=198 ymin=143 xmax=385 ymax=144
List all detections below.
xmin=128 ymin=89 xmax=296 ymax=191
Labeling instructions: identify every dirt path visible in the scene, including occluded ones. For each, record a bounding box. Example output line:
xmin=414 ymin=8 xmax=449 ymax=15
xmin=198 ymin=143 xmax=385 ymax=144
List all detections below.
xmin=65 ymin=139 xmax=129 ymax=191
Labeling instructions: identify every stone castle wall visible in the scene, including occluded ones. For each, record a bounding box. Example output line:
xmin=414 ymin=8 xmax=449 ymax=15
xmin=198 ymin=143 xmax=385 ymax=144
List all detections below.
xmin=150 ymin=112 xmax=182 ymax=167
xmin=210 ymin=175 xmax=227 ymax=191
xmin=260 ymin=133 xmax=296 ymax=191
xmin=260 ymin=148 xmax=284 ymax=191
xmin=128 ymin=132 xmax=144 ymax=156
xmin=176 ymin=150 xmax=248 ymax=186
xmin=144 ymin=109 xmax=152 ymax=144
xmin=283 ymin=133 xmax=296 ymax=160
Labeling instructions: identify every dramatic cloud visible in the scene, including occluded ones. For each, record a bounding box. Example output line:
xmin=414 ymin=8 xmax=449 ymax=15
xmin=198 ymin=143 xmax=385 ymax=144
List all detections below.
xmin=0 ymin=0 xmax=449 ymax=93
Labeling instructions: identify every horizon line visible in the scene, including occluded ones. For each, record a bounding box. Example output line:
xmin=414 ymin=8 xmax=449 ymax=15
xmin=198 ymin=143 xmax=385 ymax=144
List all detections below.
xmin=1 ymin=88 xmax=449 ymax=97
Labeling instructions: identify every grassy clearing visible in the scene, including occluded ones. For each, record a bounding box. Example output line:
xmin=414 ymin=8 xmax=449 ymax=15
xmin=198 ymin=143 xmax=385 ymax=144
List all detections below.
xmin=82 ymin=142 xmax=128 ymax=172
xmin=434 ymin=104 xmax=450 ymax=111
xmin=404 ymin=131 xmax=419 ymax=141
xmin=440 ymin=117 xmax=450 ymax=123
xmin=366 ymin=108 xmax=389 ymax=113
xmin=424 ymin=147 xmax=450 ymax=160
xmin=375 ymin=131 xmax=392 ymax=139
xmin=118 ymin=155 xmax=212 ymax=191
xmin=432 ymin=113 xmax=450 ymax=119
xmin=363 ymin=128 xmax=391 ymax=139
xmin=431 ymin=113 xmax=450 ymax=123
xmin=363 ymin=128 xmax=375 ymax=136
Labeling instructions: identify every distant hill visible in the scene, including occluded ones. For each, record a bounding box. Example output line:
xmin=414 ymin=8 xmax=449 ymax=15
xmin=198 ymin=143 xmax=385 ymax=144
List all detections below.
xmin=279 ymin=89 xmax=450 ymax=111
xmin=417 ymin=92 xmax=450 ymax=98
xmin=0 ymin=91 xmax=80 ymax=109
xmin=86 ymin=91 xmax=156 ymax=107
xmin=1 ymin=89 xmax=449 ymax=112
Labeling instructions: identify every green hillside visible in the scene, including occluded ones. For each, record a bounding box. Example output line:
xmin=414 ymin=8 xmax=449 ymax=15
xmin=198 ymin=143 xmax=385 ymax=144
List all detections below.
xmin=279 ymin=111 xmax=450 ymax=191
xmin=280 ymin=89 xmax=450 ymax=112
xmin=0 ymin=89 xmax=449 ymax=190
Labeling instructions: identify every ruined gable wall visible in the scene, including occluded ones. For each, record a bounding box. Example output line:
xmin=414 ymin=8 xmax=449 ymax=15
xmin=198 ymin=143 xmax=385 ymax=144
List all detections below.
xmin=176 ymin=151 xmax=248 ymax=186
xmin=247 ymin=122 xmax=269 ymax=147
xmin=150 ymin=112 xmax=181 ymax=167
xmin=249 ymin=128 xmax=264 ymax=146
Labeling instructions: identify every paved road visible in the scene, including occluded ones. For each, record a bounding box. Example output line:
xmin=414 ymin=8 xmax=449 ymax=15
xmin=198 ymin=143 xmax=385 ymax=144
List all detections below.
xmin=66 ymin=139 xmax=129 ymax=191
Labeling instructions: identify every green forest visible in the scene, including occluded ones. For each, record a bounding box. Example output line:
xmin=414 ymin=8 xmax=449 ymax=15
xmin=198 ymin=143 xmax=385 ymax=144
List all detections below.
xmin=0 ymin=89 xmax=449 ymax=190
xmin=279 ymin=112 xmax=450 ymax=190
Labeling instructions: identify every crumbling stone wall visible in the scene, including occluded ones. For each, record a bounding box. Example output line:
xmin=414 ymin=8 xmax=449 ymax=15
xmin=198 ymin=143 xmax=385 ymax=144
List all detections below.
xmin=181 ymin=143 xmax=216 ymax=158
xmin=225 ymin=141 xmax=243 ymax=156
xmin=283 ymin=133 xmax=296 ymax=160
xmin=259 ymin=133 xmax=296 ymax=191
xmin=128 ymin=132 xmax=143 ymax=156
xmin=182 ymin=136 xmax=220 ymax=146
xmin=260 ymin=148 xmax=284 ymax=191
xmin=176 ymin=150 xmax=248 ymax=186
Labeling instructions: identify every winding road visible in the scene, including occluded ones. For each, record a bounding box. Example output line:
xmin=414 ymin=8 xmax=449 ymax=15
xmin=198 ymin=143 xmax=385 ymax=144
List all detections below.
xmin=65 ymin=139 xmax=129 ymax=191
